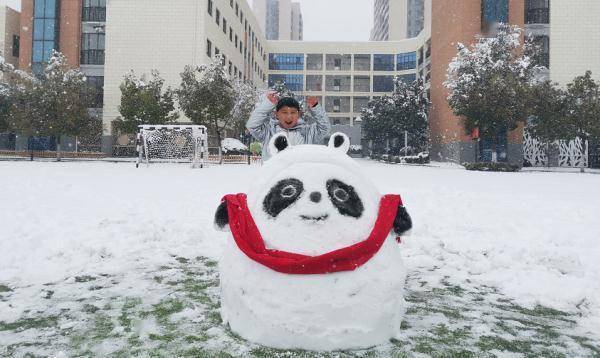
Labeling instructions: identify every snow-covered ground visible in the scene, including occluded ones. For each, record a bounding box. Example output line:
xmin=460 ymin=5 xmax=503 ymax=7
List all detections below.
xmin=1 ymin=160 xmax=599 ymax=356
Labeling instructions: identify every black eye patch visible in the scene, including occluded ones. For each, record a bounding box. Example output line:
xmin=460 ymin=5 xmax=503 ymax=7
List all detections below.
xmin=263 ymin=178 xmax=304 ymax=218
xmin=326 ymin=179 xmax=364 ymax=218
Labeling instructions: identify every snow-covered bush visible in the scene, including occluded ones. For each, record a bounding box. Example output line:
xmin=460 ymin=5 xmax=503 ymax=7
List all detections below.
xmin=221 ymin=138 xmax=247 ymax=154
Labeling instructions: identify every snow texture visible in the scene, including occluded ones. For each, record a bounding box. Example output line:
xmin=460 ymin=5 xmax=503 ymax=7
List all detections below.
xmin=1 ymin=159 xmax=599 ymax=355
xmin=221 ymin=138 xmax=248 ymax=153
xmin=219 ymin=134 xmax=407 ymax=350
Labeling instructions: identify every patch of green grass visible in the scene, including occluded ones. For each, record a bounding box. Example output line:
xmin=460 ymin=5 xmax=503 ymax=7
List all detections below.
xmin=0 ymin=315 xmax=59 ymax=332
xmin=476 ymin=335 xmax=533 ymax=353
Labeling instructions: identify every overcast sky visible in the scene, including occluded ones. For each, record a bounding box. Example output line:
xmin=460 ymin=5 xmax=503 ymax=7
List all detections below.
xmin=1 ymin=0 xmax=374 ymax=41
xmin=248 ymin=0 xmax=375 ymax=42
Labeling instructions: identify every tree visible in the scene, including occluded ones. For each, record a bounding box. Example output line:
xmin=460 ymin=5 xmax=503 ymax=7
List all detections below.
xmin=361 ymin=78 xmax=429 ymax=155
xmin=445 ymin=24 xmax=538 ymax=162
xmin=528 ymin=81 xmax=567 ymax=143
xmin=0 ymin=54 xmax=15 ymax=133
xmin=9 ymin=52 xmax=97 ymax=160
xmin=229 ymin=79 xmax=259 ymax=138
xmin=564 ymin=71 xmax=600 ymax=172
xmin=112 ymin=70 xmax=179 ymax=135
xmin=564 ymin=71 xmax=600 ymax=141
xmin=177 ymin=55 xmax=236 ymax=159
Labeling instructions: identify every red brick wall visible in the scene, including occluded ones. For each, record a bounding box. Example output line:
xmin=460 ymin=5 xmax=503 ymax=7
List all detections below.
xmin=18 ymin=0 xmax=81 ymax=71
xmin=430 ymin=0 xmax=526 ymax=147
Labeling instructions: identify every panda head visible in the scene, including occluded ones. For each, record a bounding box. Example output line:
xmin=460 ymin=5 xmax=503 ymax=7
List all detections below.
xmin=215 ymin=132 xmax=412 ymax=256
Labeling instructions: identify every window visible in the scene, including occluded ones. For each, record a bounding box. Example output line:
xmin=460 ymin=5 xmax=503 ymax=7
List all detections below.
xmin=354 ymin=54 xmax=371 ymax=71
xmin=353 ymin=76 xmax=370 ymax=92
xmin=82 ymin=0 xmax=106 ymax=22
xmin=325 ymin=97 xmax=350 ymax=113
xmin=216 ymin=9 xmax=220 ymax=25
xmin=268 ymin=74 xmax=304 ymax=92
xmin=81 ymin=32 xmax=105 ymax=65
xmin=230 ymin=0 xmax=233 ymax=7
xmin=533 ymin=35 xmax=550 ymax=68
xmin=215 ymin=47 xmax=220 ymax=55
xmin=86 ymin=76 xmax=104 ymax=108
xmin=397 ymin=52 xmax=417 ymax=70
xmin=269 ymin=53 xmax=304 ymax=70
xmin=12 ymin=35 xmax=20 ymax=57
xmin=228 ymin=61 xmax=233 ymax=75
xmin=206 ymin=39 xmax=212 ymax=57
xmin=240 ymin=11 xmax=243 ymax=24
xmin=373 ymin=54 xmax=394 ymax=71
xmin=373 ymin=76 xmax=394 ymax=92
xmin=234 ymin=66 xmax=238 ymax=77
xmin=482 ymin=0 xmax=508 ymax=29
xmin=526 ymin=0 xmax=549 ymax=24
xmin=353 ymin=97 xmax=369 ymax=112
xmin=326 ymin=54 xmax=351 ymax=71
xmin=397 ymin=73 xmax=417 ymax=84
xmin=223 ymin=18 xmax=227 ymax=33
xmin=306 ymin=54 xmax=323 ymax=70
xmin=235 ymin=2 xmax=239 ymax=16
xmin=221 ymin=55 xmax=226 ymax=66
xmin=235 ymin=34 xmax=238 ymax=47
xmin=326 ymin=76 xmax=351 ymax=92
xmin=229 ymin=27 xmax=233 ymax=41
xmin=32 ymin=0 xmax=59 ymax=71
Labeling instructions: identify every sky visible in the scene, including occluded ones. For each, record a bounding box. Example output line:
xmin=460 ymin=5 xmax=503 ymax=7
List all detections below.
xmin=248 ymin=0 xmax=375 ymax=42
xmin=1 ymin=0 xmax=375 ymax=42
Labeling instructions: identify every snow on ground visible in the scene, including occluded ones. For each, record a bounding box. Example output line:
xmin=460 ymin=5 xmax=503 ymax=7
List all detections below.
xmin=0 ymin=159 xmax=599 ymax=356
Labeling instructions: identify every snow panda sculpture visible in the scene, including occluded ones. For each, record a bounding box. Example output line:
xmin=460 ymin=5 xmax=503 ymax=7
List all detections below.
xmin=214 ymin=132 xmax=412 ymax=351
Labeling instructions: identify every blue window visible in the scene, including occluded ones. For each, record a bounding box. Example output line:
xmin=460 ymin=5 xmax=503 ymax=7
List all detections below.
xmin=373 ymin=76 xmax=394 ymax=92
xmin=397 ymin=74 xmax=417 ymax=84
xmin=479 ymin=128 xmax=508 ymax=162
xmin=32 ymin=0 xmax=58 ymax=67
xmin=268 ymin=74 xmax=304 ymax=92
xmin=397 ymin=52 xmax=417 ymax=71
xmin=483 ymin=0 xmax=509 ymax=25
xmin=373 ymin=54 xmax=394 ymax=71
xmin=269 ymin=53 xmax=304 ymax=71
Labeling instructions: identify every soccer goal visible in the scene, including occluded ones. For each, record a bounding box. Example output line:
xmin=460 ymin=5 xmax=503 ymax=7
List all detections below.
xmin=136 ymin=125 xmax=208 ymax=168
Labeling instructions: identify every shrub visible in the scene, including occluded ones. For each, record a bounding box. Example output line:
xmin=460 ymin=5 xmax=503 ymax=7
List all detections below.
xmin=463 ymin=162 xmax=521 ymax=172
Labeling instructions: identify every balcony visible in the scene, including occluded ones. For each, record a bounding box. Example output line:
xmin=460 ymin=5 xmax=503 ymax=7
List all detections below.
xmin=82 ymin=7 xmax=106 ymax=22
xmin=525 ymin=8 xmax=549 ymax=24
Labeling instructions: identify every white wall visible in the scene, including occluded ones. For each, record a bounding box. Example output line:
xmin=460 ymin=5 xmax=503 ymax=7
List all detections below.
xmin=102 ymin=0 xmax=268 ymax=134
xmin=550 ymin=0 xmax=600 ymax=86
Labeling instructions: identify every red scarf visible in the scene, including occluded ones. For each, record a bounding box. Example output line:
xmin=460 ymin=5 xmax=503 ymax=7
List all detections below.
xmin=222 ymin=193 xmax=402 ymax=275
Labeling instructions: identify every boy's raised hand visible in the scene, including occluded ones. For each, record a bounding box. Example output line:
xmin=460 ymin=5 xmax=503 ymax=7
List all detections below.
xmin=306 ymin=96 xmax=320 ymax=108
xmin=267 ymin=91 xmax=279 ymax=105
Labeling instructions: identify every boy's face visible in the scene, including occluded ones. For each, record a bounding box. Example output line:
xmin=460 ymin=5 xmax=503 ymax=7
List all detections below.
xmin=276 ymin=106 xmax=300 ymax=129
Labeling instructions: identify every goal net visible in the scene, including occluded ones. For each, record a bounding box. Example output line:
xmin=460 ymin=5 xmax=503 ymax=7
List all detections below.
xmin=136 ymin=125 xmax=208 ymax=168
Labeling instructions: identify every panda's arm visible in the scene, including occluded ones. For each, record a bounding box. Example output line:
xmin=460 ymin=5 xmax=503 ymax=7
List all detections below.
xmin=214 ymin=201 xmax=229 ymax=231
xmin=393 ymin=205 xmax=412 ymax=236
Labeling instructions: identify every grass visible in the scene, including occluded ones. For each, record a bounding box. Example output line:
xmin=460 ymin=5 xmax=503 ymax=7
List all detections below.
xmin=0 ymin=256 xmax=598 ymax=357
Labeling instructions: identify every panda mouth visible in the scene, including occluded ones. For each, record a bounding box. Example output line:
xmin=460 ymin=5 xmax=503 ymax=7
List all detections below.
xmin=300 ymin=214 xmax=329 ymax=222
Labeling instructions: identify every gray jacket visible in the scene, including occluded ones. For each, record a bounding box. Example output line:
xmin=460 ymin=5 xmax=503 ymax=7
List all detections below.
xmin=246 ymin=98 xmax=331 ymax=160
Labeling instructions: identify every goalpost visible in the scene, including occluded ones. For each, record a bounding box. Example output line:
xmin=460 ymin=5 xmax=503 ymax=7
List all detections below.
xmin=136 ymin=125 xmax=208 ymax=168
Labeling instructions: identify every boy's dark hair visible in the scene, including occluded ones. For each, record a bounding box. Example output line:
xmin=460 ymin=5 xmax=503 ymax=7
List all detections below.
xmin=276 ymin=97 xmax=301 ymax=112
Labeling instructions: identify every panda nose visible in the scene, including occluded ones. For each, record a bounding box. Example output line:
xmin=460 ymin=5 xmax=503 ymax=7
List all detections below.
xmin=309 ymin=192 xmax=322 ymax=203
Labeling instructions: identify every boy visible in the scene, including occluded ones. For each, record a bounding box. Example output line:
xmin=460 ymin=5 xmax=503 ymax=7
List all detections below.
xmin=246 ymin=91 xmax=331 ymax=160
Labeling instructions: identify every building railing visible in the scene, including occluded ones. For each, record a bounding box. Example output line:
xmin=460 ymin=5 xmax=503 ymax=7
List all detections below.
xmin=82 ymin=7 xmax=106 ymax=22
xmin=81 ymin=49 xmax=105 ymax=65
xmin=525 ymin=8 xmax=549 ymax=24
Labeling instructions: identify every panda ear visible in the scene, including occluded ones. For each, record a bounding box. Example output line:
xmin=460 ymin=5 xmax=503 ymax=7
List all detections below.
xmin=269 ymin=132 xmax=289 ymax=156
xmin=328 ymin=132 xmax=350 ymax=154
